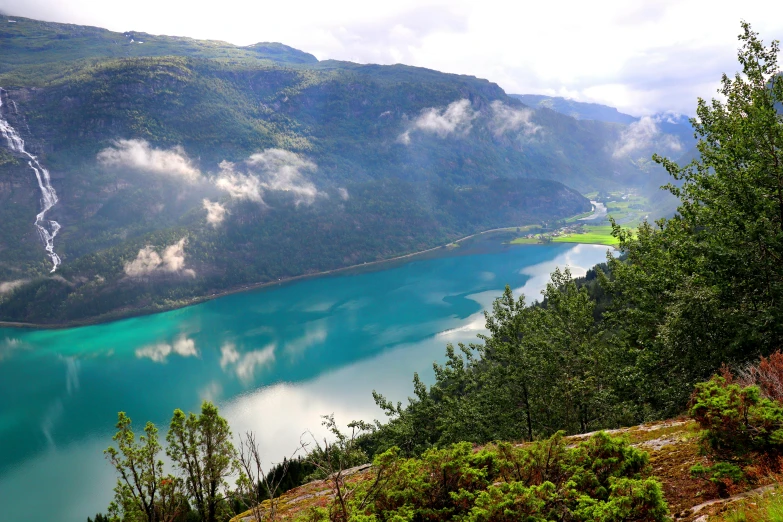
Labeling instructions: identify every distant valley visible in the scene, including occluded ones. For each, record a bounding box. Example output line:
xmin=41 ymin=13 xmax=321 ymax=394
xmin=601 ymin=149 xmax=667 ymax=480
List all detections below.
xmin=0 ymin=15 xmax=692 ymax=324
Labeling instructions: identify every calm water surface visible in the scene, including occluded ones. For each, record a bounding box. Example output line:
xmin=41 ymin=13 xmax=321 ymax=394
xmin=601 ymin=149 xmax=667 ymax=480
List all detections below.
xmin=0 ymin=242 xmax=610 ymax=522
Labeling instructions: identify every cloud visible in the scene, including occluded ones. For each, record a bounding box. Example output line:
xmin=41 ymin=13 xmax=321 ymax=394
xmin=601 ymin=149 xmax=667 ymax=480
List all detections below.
xmin=124 ymin=237 xmax=196 ymax=278
xmin=202 ymin=199 xmax=228 ymax=226
xmin=214 ymin=161 xmax=265 ymax=202
xmin=5 ymin=1 xmax=783 ymax=116
xmin=135 ymin=335 xmax=198 ymax=363
xmin=338 ymin=187 xmax=349 ymax=201
xmin=213 ymin=149 xmax=320 ymax=206
xmin=489 ymin=101 xmax=541 ymax=137
xmin=97 ymin=139 xmax=201 ymax=182
xmin=247 ymin=149 xmax=319 ymax=206
xmin=220 ymin=342 xmax=276 ymax=381
xmin=612 ymin=116 xmax=683 ymax=158
xmin=400 ymin=99 xmax=476 ymax=143
xmin=0 ymin=279 xmax=27 ymax=294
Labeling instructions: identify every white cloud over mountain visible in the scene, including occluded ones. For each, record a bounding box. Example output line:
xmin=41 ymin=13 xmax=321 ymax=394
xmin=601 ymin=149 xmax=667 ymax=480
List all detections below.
xmin=124 ymin=237 xmax=196 ymax=278
xmin=97 ymin=139 xmax=201 ymax=182
xmin=613 ymin=115 xmax=683 ymax=158
xmin=214 ymin=149 xmax=320 ymax=206
xmin=203 ymin=199 xmax=228 ymax=226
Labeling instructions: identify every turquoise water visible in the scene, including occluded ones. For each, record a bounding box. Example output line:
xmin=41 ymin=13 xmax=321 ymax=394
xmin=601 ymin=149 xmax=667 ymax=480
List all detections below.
xmin=0 ymin=242 xmax=610 ymax=522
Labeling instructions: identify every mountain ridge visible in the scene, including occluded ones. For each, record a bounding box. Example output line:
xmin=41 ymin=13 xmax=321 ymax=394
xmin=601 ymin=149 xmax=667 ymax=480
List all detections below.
xmin=0 ymin=15 xmax=685 ymax=324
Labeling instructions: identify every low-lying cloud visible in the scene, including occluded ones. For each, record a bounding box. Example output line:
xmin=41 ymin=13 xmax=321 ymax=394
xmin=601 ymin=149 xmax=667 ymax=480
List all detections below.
xmin=489 ymin=101 xmax=541 ymax=137
xmin=135 ymin=335 xmax=198 ymax=363
xmin=202 ymin=199 xmax=228 ymax=226
xmin=214 ymin=149 xmax=320 ymax=206
xmin=0 ymin=279 xmax=27 ymax=294
xmin=399 ymin=98 xmax=476 ymax=144
xmin=214 ymin=161 xmax=265 ymax=202
xmin=612 ymin=116 xmax=683 ymax=158
xmin=124 ymin=237 xmax=196 ymax=278
xmin=400 ymin=99 xmax=542 ymax=143
xmin=97 ymin=142 xmax=322 ymax=214
xmin=248 ymin=149 xmax=319 ymax=206
xmin=97 ymin=139 xmax=201 ymax=182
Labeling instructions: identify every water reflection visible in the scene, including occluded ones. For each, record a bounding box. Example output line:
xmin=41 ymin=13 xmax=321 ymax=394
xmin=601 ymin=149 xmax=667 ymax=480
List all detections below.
xmin=0 ymin=242 xmax=612 ymax=521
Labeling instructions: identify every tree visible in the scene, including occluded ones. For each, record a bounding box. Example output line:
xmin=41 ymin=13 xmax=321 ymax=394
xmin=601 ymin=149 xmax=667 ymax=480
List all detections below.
xmin=660 ymin=22 xmax=783 ymax=356
xmin=604 ymin=22 xmax=783 ymax=416
xmin=166 ymin=402 xmax=237 ymax=522
xmin=301 ymin=415 xmax=372 ymax=522
xmin=104 ymin=412 xmax=185 ymax=522
xmin=235 ymin=432 xmax=303 ymax=522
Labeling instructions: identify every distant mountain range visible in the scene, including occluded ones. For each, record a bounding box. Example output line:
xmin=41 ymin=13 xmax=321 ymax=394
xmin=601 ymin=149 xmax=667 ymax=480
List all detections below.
xmin=510 ymin=94 xmax=696 ymax=149
xmin=0 ymin=15 xmax=693 ymax=323
xmin=510 ymin=94 xmax=640 ymax=124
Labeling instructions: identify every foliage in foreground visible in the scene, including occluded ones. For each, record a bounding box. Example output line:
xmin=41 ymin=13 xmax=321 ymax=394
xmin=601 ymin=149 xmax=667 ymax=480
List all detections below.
xmin=688 ymin=355 xmax=783 ymax=496
xmin=711 ymin=485 xmax=783 ymax=522
xmin=104 ymin=403 xmax=243 ymax=522
xmin=300 ymin=432 xmax=667 ymax=522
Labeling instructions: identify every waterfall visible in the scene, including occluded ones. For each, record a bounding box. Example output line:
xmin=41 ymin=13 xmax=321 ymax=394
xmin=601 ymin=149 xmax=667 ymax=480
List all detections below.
xmin=0 ymin=88 xmax=62 ymax=272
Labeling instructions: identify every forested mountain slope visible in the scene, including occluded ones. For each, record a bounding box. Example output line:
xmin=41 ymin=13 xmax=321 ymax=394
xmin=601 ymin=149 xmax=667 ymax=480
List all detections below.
xmin=0 ymin=15 xmax=678 ymax=323
xmin=511 ymin=93 xmax=698 ymax=164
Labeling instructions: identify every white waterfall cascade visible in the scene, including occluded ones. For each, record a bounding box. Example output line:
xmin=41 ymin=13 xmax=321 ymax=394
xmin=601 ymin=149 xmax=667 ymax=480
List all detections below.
xmin=0 ymin=88 xmax=62 ymax=272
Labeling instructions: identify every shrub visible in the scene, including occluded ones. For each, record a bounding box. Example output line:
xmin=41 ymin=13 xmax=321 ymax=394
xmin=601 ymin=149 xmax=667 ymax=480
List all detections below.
xmin=737 ymin=351 xmax=783 ymax=402
xmin=691 ymin=462 xmax=745 ymax=498
xmin=344 ymin=432 xmax=668 ymax=522
xmin=690 ymin=376 xmax=783 ymax=461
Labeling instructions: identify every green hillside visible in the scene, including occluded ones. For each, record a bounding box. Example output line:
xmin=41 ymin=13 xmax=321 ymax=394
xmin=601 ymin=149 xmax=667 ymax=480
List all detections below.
xmin=0 ymin=15 xmax=676 ymax=324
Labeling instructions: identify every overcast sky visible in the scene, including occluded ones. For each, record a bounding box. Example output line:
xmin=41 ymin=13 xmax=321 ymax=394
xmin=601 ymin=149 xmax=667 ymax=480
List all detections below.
xmin=1 ymin=0 xmax=781 ymax=116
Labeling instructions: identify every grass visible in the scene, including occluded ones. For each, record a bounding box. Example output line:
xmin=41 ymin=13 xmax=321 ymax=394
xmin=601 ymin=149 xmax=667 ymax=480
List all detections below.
xmin=510 ymin=226 xmax=623 ymax=247
xmin=551 ymin=226 xmax=621 ymax=246
xmin=509 ymin=237 xmax=541 ymax=245
xmin=712 ymin=487 xmax=783 ymax=521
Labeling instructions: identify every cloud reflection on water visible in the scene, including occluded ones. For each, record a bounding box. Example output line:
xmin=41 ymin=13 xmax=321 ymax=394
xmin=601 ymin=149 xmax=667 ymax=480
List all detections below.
xmin=221 ymin=244 xmax=614 ymax=464
xmin=0 ymin=242 xmax=614 ymax=521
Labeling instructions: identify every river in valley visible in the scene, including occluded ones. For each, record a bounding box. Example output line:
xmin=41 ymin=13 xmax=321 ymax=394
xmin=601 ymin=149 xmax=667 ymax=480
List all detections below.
xmin=0 ymin=241 xmax=611 ymax=521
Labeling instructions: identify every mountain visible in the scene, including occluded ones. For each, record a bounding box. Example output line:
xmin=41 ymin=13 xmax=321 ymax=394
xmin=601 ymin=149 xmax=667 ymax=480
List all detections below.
xmin=510 ymin=94 xmax=638 ymax=124
xmin=511 ymin=93 xmax=697 ymax=157
xmin=0 ymin=15 xmax=680 ymax=324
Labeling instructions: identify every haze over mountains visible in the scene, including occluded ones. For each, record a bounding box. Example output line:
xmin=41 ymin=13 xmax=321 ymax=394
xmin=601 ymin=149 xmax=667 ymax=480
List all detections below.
xmin=0 ymin=15 xmax=694 ymax=324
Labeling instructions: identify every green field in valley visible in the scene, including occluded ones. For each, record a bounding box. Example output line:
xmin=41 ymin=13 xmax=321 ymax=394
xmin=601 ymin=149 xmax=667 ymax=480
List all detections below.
xmin=510 ymin=225 xmax=621 ymax=247
xmin=551 ymin=225 xmax=620 ymax=246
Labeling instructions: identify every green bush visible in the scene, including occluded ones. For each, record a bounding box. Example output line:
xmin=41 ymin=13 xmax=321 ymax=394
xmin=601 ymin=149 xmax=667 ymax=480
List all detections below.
xmin=689 ymin=376 xmax=783 ymax=460
xmin=691 ymin=462 xmax=745 ymax=498
xmin=340 ymin=432 xmax=668 ymax=522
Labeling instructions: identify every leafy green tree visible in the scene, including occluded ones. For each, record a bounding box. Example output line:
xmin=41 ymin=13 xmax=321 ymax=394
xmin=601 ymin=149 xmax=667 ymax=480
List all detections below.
xmin=104 ymin=412 xmax=185 ymax=522
xmin=166 ymin=402 xmax=237 ymax=522
xmin=604 ymin=22 xmax=783 ymax=417
xmin=369 ymin=268 xmax=624 ymax=453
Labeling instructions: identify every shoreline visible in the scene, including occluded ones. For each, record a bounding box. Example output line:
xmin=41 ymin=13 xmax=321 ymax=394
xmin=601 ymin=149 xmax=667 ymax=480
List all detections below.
xmin=0 ymin=227 xmax=614 ymax=331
